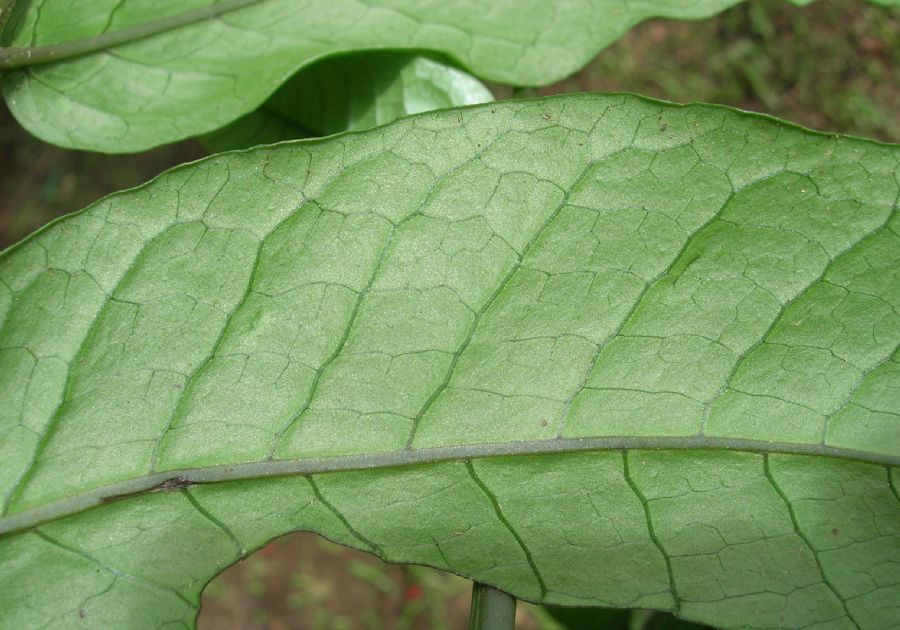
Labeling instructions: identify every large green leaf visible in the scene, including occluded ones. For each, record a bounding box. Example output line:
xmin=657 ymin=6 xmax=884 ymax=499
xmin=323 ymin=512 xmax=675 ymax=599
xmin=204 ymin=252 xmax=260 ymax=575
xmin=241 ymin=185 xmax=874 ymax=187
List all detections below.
xmin=2 ymin=0 xmax=897 ymax=152
xmin=202 ymin=51 xmax=494 ymax=152
xmin=1 ymin=94 xmax=898 ymax=629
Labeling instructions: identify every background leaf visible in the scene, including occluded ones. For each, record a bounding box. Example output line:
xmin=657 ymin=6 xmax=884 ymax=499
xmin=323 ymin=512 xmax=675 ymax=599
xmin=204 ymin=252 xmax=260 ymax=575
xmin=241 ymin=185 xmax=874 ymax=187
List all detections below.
xmin=202 ymin=51 xmax=493 ymax=152
xmin=1 ymin=94 xmax=898 ymax=629
xmin=1 ymin=0 xmax=896 ymax=152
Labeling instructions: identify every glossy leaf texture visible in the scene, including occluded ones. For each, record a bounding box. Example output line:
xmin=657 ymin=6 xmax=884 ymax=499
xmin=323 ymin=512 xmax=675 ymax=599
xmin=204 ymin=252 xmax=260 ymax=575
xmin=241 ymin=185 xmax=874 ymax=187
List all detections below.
xmin=1 ymin=94 xmax=899 ymax=629
xmin=1 ymin=0 xmax=897 ymax=152
xmin=202 ymin=51 xmax=494 ymax=152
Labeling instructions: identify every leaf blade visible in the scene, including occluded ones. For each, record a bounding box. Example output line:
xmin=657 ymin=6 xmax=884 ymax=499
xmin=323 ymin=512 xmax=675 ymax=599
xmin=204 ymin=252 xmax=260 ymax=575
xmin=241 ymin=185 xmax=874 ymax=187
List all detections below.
xmin=202 ymin=52 xmax=494 ymax=150
xmin=2 ymin=0 xmax=896 ymax=151
xmin=0 ymin=94 xmax=898 ymax=628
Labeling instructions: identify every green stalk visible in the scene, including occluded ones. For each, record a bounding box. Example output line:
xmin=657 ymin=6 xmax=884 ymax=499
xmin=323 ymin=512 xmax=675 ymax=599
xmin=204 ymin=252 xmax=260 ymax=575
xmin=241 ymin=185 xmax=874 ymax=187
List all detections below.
xmin=468 ymin=582 xmax=516 ymax=630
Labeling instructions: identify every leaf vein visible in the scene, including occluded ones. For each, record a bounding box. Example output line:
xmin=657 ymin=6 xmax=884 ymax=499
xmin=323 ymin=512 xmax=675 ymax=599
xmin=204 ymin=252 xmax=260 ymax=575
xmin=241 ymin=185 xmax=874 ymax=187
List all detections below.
xmin=622 ymin=451 xmax=681 ymax=613
xmin=407 ymin=159 xmax=597 ymax=446
xmin=703 ymin=213 xmax=896 ymax=436
xmin=763 ymin=454 xmax=859 ymax=629
xmin=466 ymin=460 xmax=548 ymax=599
xmin=307 ymin=476 xmax=383 ymax=556
xmin=181 ymin=488 xmax=244 ymax=556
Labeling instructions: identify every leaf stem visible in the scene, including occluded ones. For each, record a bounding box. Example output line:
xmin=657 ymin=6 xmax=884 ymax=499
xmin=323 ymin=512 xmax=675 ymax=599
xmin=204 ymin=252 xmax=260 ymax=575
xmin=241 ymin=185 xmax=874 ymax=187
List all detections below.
xmin=0 ymin=0 xmax=265 ymax=70
xmin=468 ymin=583 xmax=516 ymax=630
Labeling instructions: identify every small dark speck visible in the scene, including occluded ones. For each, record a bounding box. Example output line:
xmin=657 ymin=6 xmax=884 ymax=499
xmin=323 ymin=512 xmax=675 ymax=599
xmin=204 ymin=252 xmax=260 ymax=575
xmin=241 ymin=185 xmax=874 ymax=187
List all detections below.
xmin=78 ymin=609 xmax=86 ymax=619
xmin=831 ymin=527 xmax=839 ymax=536
xmin=542 ymin=114 xmax=552 ymax=120
xmin=540 ymin=418 xmax=549 ymax=427
xmin=659 ymin=119 xmax=668 ymax=131
xmin=173 ymin=383 xmax=183 ymax=390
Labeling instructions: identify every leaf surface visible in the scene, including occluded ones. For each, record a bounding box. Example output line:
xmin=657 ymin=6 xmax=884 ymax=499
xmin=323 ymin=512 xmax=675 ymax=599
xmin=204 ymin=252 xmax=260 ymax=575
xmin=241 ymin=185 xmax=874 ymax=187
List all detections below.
xmin=1 ymin=0 xmax=896 ymax=152
xmin=1 ymin=94 xmax=899 ymax=629
xmin=202 ymin=51 xmax=493 ymax=151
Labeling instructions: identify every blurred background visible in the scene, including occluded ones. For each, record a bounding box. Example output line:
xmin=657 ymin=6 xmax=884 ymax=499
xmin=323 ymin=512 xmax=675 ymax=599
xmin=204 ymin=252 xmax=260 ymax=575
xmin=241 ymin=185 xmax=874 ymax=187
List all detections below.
xmin=1 ymin=0 xmax=897 ymax=627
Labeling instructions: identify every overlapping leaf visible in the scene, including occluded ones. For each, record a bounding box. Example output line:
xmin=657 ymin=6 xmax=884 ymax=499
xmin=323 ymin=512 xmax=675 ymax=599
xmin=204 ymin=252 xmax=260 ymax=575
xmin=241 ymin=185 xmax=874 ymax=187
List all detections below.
xmin=2 ymin=0 xmax=897 ymax=152
xmin=202 ymin=52 xmax=493 ymax=151
xmin=1 ymin=94 xmax=898 ymax=629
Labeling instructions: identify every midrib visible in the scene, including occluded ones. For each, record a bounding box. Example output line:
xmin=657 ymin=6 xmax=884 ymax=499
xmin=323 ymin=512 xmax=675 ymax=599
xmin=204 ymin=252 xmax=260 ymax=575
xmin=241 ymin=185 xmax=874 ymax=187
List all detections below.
xmin=0 ymin=0 xmax=270 ymax=69
xmin=1 ymin=435 xmax=896 ymax=537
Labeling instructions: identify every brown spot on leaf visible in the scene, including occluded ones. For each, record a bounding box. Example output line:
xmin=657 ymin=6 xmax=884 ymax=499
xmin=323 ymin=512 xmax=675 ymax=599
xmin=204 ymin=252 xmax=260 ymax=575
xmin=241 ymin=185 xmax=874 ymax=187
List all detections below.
xmin=150 ymin=476 xmax=193 ymax=493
